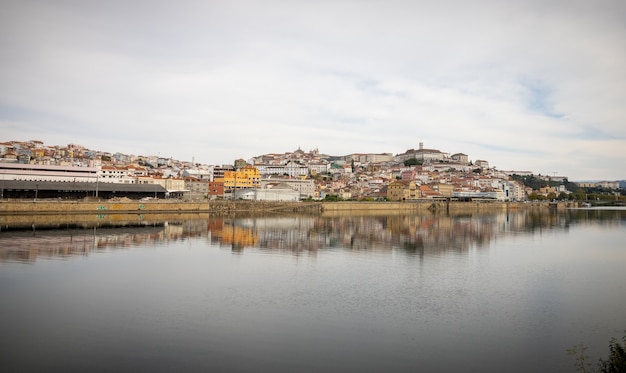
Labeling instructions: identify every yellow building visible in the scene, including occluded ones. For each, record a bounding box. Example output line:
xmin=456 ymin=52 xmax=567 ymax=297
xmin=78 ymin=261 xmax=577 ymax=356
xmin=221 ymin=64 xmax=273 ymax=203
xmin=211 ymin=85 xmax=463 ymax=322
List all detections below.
xmin=387 ymin=180 xmax=418 ymax=201
xmin=31 ymin=149 xmax=45 ymax=159
xmin=223 ymin=165 xmax=261 ymax=191
xmin=435 ymin=183 xmax=454 ymax=197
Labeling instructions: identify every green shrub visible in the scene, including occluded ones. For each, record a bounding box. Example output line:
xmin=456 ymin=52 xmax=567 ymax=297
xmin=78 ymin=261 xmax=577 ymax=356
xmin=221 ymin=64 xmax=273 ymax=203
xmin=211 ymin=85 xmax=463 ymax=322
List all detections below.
xmin=568 ymin=332 xmax=626 ymax=373
xmin=598 ymin=334 xmax=626 ymax=373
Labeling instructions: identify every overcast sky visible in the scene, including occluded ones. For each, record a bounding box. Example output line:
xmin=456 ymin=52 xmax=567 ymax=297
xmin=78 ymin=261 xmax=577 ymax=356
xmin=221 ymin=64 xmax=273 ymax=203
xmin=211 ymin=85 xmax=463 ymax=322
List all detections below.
xmin=1 ymin=0 xmax=624 ymax=180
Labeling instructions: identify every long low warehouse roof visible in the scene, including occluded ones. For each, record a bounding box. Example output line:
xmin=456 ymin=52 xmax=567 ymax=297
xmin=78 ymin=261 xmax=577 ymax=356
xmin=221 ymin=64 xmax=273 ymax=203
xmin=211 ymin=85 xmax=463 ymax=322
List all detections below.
xmin=0 ymin=180 xmax=167 ymax=193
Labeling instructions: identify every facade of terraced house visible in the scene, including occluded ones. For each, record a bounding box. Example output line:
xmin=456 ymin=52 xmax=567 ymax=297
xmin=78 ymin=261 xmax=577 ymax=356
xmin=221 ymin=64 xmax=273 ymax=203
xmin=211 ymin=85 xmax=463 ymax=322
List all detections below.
xmin=387 ymin=180 xmax=418 ymax=201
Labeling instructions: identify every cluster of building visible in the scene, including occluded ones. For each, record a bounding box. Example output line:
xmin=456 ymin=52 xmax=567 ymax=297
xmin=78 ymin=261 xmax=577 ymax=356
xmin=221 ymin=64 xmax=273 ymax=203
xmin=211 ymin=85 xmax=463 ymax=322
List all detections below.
xmin=0 ymin=139 xmax=602 ymax=201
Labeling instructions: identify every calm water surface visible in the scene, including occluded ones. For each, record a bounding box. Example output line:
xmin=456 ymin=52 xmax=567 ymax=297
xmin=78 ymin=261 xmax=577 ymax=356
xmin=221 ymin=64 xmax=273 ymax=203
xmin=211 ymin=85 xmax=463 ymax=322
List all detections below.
xmin=1 ymin=208 xmax=625 ymax=372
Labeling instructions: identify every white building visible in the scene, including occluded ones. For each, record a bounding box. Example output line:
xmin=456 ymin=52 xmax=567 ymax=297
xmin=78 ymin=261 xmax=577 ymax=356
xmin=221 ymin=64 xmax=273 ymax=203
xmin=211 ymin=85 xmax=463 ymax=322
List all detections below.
xmin=100 ymin=166 xmax=129 ymax=182
xmin=181 ymin=167 xmax=214 ymax=181
xmin=235 ymin=188 xmax=300 ymax=201
xmin=451 ymin=153 xmax=469 ymax=164
xmin=474 ymin=160 xmax=490 ymax=169
xmin=395 ymin=143 xmax=449 ymax=163
xmin=349 ymin=153 xmax=394 ymax=163
xmin=577 ymin=181 xmax=620 ymax=189
xmin=261 ymin=178 xmax=315 ymax=198
xmin=308 ymin=161 xmax=331 ymax=175
xmin=453 ymin=189 xmax=507 ymax=200
xmin=506 ymin=180 xmax=527 ymax=201
xmin=255 ymin=161 xmax=309 ymax=177
xmin=431 ymin=162 xmax=471 ymax=172
xmin=0 ymin=163 xmax=99 ymax=183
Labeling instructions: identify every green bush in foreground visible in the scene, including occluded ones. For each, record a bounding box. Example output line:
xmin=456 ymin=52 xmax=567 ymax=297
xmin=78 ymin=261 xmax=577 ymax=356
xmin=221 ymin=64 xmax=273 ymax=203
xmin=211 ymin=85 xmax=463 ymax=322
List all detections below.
xmin=568 ymin=332 xmax=626 ymax=372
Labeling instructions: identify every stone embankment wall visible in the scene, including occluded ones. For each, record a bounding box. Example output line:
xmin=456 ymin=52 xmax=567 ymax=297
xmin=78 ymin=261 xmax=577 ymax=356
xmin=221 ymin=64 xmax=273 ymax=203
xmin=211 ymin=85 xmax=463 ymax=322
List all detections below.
xmin=318 ymin=201 xmax=574 ymax=216
xmin=0 ymin=199 xmax=320 ymax=215
xmin=0 ymin=199 xmax=575 ymax=216
xmin=0 ymin=212 xmax=212 ymax=229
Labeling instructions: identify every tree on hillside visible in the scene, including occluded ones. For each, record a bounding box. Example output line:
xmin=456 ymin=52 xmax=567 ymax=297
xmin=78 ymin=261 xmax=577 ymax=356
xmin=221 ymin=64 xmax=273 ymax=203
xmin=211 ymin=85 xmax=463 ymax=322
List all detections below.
xmin=511 ymin=174 xmax=552 ymax=190
xmin=403 ymin=158 xmax=421 ymax=166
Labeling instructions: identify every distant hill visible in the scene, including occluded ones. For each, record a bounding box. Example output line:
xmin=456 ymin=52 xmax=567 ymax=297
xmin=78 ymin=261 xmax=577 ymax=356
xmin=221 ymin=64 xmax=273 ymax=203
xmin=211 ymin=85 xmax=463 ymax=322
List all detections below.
xmin=620 ymin=180 xmax=626 ymax=189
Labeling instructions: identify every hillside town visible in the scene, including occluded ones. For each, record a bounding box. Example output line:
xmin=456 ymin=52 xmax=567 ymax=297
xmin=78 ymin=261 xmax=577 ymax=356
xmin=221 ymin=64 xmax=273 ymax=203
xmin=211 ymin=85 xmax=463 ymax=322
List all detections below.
xmin=0 ymin=139 xmax=622 ymax=201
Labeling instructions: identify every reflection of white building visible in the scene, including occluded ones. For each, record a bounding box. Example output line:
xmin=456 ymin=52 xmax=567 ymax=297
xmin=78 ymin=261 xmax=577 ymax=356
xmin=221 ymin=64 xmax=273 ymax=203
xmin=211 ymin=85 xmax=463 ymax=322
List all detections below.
xmin=0 ymin=163 xmax=98 ymax=182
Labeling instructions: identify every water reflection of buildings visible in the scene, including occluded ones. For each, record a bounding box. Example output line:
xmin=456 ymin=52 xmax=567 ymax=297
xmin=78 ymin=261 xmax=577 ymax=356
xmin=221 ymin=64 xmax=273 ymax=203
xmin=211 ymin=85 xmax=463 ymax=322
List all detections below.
xmin=210 ymin=219 xmax=259 ymax=251
xmin=2 ymin=209 xmax=623 ymax=262
xmin=0 ymin=219 xmax=212 ymax=263
xmin=309 ymin=214 xmax=501 ymax=255
xmin=221 ymin=214 xmax=501 ymax=255
xmin=205 ymin=209 xmax=625 ymax=256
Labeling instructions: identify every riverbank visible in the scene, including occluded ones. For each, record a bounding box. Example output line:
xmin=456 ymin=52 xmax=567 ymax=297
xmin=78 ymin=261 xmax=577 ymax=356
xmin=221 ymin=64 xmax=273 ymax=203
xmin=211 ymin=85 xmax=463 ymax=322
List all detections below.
xmin=0 ymin=199 xmax=575 ymax=216
xmin=0 ymin=199 xmax=316 ymax=214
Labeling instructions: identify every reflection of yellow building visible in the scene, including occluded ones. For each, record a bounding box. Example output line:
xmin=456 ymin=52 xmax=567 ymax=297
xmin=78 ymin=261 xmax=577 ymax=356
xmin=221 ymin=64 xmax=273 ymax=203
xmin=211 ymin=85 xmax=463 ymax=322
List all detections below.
xmin=220 ymin=226 xmax=259 ymax=248
xmin=207 ymin=219 xmax=259 ymax=249
xmin=223 ymin=165 xmax=261 ymax=191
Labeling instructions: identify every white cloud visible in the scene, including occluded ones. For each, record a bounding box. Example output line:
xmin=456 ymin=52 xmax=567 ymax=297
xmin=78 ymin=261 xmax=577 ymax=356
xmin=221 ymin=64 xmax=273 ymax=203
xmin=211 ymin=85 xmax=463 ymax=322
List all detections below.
xmin=1 ymin=0 xmax=625 ymax=180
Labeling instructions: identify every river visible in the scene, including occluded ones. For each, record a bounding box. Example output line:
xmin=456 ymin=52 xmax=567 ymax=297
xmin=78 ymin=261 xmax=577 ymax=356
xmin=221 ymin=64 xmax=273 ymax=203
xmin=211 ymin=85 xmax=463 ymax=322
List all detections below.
xmin=1 ymin=208 xmax=625 ymax=372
